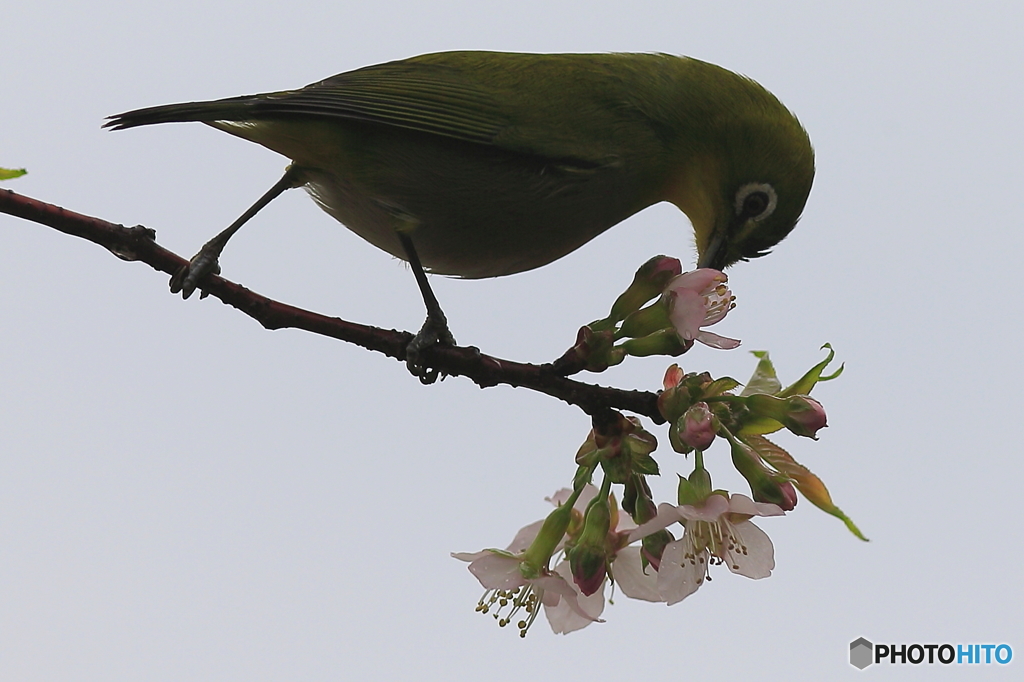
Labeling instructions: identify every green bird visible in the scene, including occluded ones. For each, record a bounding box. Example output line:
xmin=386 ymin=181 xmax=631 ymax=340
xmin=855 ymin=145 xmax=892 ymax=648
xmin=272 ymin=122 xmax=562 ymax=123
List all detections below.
xmin=105 ymin=51 xmax=814 ymax=379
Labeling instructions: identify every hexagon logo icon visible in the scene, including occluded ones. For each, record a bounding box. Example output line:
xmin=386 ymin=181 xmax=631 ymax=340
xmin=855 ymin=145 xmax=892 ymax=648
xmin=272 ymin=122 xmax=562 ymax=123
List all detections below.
xmin=850 ymin=637 xmax=874 ymax=669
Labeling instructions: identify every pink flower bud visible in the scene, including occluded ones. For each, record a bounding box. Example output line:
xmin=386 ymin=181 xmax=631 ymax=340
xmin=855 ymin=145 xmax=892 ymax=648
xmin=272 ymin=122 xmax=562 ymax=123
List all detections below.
xmin=568 ymin=495 xmax=613 ymax=596
xmin=744 ymin=393 xmax=828 ymax=439
xmin=607 ymin=256 xmax=684 ymax=322
xmin=568 ymin=544 xmax=608 ymax=596
xmin=649 ymin=255 xmax=684 ymax=279
xmin=678 ymin=402 xmax=716 ymax=451
xmin=658 ymin=365 xmax=689 ymax=423
xmin=783 ymin=395 xmax=827 ymax=439
xmin=776 ymin=481 xmax=799 ymax=511
xmin=662 ymin=364 xmax=685 ymax=390
xmin=641 ymin=529 xmax=674 ymax=571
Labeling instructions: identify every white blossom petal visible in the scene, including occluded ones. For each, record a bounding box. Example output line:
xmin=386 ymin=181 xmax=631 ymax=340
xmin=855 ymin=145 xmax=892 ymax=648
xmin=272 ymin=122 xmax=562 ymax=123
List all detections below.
xmin=677 ymin=494 xmax=730 ymax=522
xmin=669 ymin=268 xmax=722 ymax=292
xmin=544 ymin=562 xmax=605 ymax=634
xmin=628 ymin=502 xmax=683 ymax=542
xmin=727 ymin=493 xmax=785 ymax=519
xmin=664 ymin=269 xmax=738 ymax=348
xmin=668 ymin=289 xmax=706 ymax=339
xmin=724 ymin=520 xmax=775 ymax=579
xmin=504 ymin=519 xmax=545 ymax=553
xmin=656 ymin=538 xmax=706 ymax=605
xmin=464 ymin=552 xmax=526 ymax=590
xmin=695 ymin=330 xmax=741 ymax=349
xmin=451 ymin=550 xmax=490 ymax=562
xmin=544 ymin=488 xmax=575 ymax=507
xmin=572 ymin=484 xmax=600 ymax=510
xmin=545 ymin=484 xmax=599 ymax=511
xmin=615 ymin=513 xmax=638 ymax=534
xmin=612 ymin=546 xmax=663 ymax=602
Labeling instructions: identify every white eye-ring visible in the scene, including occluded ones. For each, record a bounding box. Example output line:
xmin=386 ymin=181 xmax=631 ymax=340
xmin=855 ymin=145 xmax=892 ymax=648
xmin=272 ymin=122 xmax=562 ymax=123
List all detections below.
xmin=734 ymin=182 xmax=778 ymax=222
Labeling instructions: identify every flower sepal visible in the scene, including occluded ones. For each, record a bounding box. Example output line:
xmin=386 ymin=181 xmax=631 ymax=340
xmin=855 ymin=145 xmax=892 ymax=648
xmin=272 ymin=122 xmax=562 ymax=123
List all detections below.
xmin=579 ymin=413 xmax=659 ymax=483
xmin=677 ymin=467 xmax=713 ymax=506
xmin=564 ymin=325 xmax=625 ymax=373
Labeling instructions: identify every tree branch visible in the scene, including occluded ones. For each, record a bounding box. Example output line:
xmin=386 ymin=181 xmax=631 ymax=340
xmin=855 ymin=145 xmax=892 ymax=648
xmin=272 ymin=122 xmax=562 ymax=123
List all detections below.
xmin=1 ymin=189 xmax=663 ymax=421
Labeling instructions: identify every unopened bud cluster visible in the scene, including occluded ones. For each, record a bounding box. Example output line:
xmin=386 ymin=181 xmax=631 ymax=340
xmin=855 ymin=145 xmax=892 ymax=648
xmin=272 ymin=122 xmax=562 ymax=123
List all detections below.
xmin=454 ymin=259 xmax=864 ymax=637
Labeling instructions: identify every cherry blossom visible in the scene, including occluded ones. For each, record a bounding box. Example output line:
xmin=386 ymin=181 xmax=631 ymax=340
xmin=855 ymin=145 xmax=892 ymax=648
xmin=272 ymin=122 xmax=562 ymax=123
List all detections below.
xmin=665 ymin=269 xmax=740 ymax=349
xmin=629 ymin=493 xmax=783 ymax=605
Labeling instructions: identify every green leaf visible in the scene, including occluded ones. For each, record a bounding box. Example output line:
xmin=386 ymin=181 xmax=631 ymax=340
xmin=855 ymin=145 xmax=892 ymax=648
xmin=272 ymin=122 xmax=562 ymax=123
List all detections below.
xmin=736 ymin=416 xmax=785 ymax=436
xmin=741 ymin=350 xmax=782 ymax=396
xmin=703 ymin=376 xmax=740 ymax=397
xmin=0 ymin=167 xmax=27 ymax=180
xmin=779 ymin=343 xmax=844 ymax=398
xmin=745 ymin=434 xmax=867 ymax=541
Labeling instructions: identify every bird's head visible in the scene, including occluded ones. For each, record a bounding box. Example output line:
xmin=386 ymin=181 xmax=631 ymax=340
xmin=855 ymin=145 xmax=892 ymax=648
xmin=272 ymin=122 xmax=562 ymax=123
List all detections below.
xmin=665 ymin=79 xmax=815 ymax=271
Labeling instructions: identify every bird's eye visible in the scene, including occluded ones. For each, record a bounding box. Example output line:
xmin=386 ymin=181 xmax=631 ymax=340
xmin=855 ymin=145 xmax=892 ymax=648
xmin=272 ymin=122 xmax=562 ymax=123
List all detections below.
xmin=743 ymin=192 xmax=769 ymax=215
xmin=734 ymin=183 xmax=778 ymax=222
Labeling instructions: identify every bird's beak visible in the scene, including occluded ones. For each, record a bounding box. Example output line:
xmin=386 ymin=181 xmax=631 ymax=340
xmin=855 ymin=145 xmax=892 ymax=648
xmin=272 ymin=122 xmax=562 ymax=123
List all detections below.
xmin=697 ymin=230 xmax=727 ymax=270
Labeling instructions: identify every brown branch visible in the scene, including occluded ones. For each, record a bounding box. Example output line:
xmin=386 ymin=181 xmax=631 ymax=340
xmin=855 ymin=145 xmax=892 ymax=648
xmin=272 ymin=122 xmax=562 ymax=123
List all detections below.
xmin=1 ymin=188 xmax=664 ymax=422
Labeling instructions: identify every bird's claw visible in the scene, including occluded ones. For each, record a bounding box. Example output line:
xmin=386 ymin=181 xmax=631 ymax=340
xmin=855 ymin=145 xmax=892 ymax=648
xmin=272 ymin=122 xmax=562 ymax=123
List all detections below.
xmin=406 ymin=313 xmax=456 ymax=385
xmin=170 ymin=248 xmax=223 ymax=299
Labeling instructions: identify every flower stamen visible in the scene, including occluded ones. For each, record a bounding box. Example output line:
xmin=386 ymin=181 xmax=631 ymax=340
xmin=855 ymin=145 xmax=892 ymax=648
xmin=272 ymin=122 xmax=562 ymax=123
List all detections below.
xmin=474 ymin=584 xmax=543 ymax=637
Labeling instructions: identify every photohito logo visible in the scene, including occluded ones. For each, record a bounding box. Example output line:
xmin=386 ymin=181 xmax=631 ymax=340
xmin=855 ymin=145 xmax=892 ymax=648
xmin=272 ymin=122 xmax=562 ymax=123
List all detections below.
xmin=849 ymin=638 xmax=1013 ymax=669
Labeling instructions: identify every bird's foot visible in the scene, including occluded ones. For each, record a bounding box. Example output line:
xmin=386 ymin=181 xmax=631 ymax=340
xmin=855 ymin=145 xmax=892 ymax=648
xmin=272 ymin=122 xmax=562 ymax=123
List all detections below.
xmin=169 ymin=242 xmax=224 ymax=300
xmin=406 ymin=312 xmax=457 ymax=385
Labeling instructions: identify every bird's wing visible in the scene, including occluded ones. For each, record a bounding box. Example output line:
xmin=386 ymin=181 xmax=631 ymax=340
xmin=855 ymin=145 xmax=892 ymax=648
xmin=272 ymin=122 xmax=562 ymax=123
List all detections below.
xmin=107 ymin=53 xmax=664 ymax=168
xmin=252 ymin=59 xmax=510 ymax=147
xmin=269 ymin=53 xmax=668 ymax=167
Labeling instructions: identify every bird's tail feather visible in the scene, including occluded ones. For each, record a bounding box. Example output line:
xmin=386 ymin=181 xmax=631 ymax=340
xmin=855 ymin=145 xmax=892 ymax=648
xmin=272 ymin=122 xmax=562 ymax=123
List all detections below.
xmin=104 ymin=96 xmax=256 ymax=130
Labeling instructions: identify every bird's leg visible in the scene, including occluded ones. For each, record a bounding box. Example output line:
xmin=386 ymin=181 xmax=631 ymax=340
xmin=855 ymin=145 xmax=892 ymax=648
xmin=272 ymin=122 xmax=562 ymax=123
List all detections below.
xmin=170 ymin=165 xmax=306 ymax=299
xmin=397 ymin=231 xmax=457 ymax=384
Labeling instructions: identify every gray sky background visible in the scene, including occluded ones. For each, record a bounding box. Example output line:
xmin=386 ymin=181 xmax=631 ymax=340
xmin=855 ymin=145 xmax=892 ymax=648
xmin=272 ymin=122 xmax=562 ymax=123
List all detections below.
xmin=3 ymin=1 xmax=1022 ymax=679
